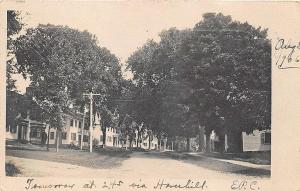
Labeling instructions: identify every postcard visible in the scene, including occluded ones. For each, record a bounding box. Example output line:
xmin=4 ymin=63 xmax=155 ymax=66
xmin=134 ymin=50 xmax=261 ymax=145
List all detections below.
xmin=0 ymin=1 xmax=299 ymax=191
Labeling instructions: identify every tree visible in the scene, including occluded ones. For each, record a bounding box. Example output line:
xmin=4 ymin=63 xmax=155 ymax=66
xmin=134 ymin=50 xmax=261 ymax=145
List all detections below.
xmin=127 ymin=29 xmax=200 ymax=151
xmin=14 ymin=24 xmax=123 ymax=152
xmin=7 ymin=10 xmax=25 ymax=91
xmin=177 ymin=13 xmax=271 ymax=152
xmin=127 ymin=13 xmax=271 ymax=153
xmin=118 ymin=114 xmax=136 ymax=149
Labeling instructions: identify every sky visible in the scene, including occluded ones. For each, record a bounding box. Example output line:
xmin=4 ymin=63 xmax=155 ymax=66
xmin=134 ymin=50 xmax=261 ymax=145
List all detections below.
xmin=10 ymin=0 xmax=299 ymax=93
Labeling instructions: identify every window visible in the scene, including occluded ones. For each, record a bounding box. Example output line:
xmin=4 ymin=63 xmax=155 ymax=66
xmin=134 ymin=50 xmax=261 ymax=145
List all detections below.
xmin=75 ymin=120 xmax=78 ymax=127
xmin=261 ymin=132 xmax=271 ymax=144
xmin=70 ymin=119 xmax=74 ymax=127
xmin=9 ymin=124 xmax=17 ymax=133
xmin=31 ymin=130 xmax=40 ymax=138
xmin=71 ymin=133 xmax=76 ymax=141
xmin=143 ymin=143 xmax=147 ymax=147
xmin=83 ymin=135 xmax=89 ymax=142
xmin=79 ymin=121 xmax=82 ymax=128
xmin=84 ymin=123 xmax=89 ymax=130
xmin=31 ymin=131 xmax=36 ymax=137
xmin=50 ymin=132 xmax=55 ymax=139
xmin=62 ymin=132 xmax=67 ymax=140
xmin=107 ymin=136 xmax=112 ymax=142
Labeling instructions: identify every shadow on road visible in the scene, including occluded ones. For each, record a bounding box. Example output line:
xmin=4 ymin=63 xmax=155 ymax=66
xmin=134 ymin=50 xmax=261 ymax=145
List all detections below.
xmin=136 ymin=151 xmax=270 ymax=178
xmin=6 ymin=141 xmax=131 ymax=169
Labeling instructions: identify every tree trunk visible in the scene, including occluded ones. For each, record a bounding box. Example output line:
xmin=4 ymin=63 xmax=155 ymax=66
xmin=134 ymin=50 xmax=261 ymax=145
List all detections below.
xmin=148 ymin=136 xmax=151 ymax=150
xmin=129 ymin=139 xmax=132 ymax=148
xmin=55 ymin=130 xmax=60 ymax=152
xmin=198 ymin=126 xmax=205 ymax=152
xmin=47 ymin=126 xmax=50 ymax=151
xmin=158 ymin=136 xmax=161 ymax=150
xmin=227 ymin=129 xmax=243 ymax=153
xmin=102 ymin=127 xmax=106 ymax=148
xmin=137 ymin=133 xmax=140 ymax=148
xmin=205 ymin=133 xmax=210 ymax=153
xmin=186 ymin=137 xmax=190 ymax=152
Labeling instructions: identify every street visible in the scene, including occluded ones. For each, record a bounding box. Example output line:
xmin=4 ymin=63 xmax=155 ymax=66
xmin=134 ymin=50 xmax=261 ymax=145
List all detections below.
xmin=6 ymin=143 xmax=270 ymax=178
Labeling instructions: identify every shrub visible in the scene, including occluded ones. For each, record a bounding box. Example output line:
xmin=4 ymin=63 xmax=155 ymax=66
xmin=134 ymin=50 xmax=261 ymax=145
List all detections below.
xmin=5 ymin=162 xmax=21 ymax=176
xmin=93 ymin=138 xmax=99 ymax=146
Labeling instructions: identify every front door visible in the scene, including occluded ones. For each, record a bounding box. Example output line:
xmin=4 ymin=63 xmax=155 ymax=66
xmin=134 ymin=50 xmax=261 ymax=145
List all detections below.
xmin=113 ymin=137 xmax=117 ymax=146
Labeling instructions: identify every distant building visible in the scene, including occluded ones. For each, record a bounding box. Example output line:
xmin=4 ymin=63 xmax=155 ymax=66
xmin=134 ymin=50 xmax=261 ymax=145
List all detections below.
xmin=6 ymin=91 xmax=163 ymax=150
xmin=209 ymin=129 xmax=271 ymax=152
xmin=242 ymin=130 xmax=271 ymax=152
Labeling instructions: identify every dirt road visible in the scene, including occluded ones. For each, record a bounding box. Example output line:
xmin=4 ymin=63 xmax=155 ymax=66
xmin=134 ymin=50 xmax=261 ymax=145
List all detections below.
xmin=6 ymin=152 xmax=269 ymax=178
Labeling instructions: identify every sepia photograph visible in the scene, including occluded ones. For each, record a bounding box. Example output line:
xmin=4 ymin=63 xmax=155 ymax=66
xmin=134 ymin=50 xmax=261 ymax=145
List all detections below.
xmin=4 ymin=1 xmax=272 ymax=180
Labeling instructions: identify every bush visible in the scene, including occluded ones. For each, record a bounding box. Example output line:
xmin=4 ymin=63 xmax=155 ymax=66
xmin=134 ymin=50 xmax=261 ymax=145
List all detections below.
xmin=69 ymin=141 xmax=79 ymax=150
xmin=93 ymin=138 xmax=99 ymax=146
xmin=6 ymin=162 xmax=21 ymax=176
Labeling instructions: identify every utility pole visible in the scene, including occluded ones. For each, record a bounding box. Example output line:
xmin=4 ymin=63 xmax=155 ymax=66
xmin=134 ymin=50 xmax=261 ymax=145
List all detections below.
xmin=83 ymin=92 xmax=101 ymax=153
xmin=80 ymin=106 xmax=87 ymax=150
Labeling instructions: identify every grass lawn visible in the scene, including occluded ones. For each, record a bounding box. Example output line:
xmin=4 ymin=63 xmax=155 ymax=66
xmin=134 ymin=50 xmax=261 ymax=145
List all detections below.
xmin=6 ymin=142 xmax=132 ymax=169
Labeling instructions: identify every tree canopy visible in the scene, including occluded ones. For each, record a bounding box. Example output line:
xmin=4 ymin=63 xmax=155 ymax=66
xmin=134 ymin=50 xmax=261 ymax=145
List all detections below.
xmin=126 ymin=13 xmax=271 ymax=152
xmin=14 ymin=24 xmax=124 ymax=150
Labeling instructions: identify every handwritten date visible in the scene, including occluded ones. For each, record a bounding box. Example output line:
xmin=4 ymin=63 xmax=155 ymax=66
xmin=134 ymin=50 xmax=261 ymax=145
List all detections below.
xmin=275 ymin=38 xmax=300 ymax=69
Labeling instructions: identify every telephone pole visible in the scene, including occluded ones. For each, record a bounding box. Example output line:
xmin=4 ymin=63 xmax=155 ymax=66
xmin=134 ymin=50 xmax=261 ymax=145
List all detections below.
xmin=83 ymin=92 xmax=101 ymax=153
xmin=80 ymin=106 xmax=86 ymax=150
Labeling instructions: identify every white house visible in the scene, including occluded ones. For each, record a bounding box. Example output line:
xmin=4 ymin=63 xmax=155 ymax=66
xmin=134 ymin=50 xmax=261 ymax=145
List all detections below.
xmin=242 ymin=129 xmax=271 ymax=152
xmin=208 ymin=129 xmax=271 ymax=152
xmin=45 ymin=110 xmax=85 ymax=147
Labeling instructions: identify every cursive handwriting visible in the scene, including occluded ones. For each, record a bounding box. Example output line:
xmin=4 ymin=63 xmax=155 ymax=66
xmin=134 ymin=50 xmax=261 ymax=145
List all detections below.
xmin=154 ymin=179 xmax=207 ymax=190
xmin=102 ymin=180 xmax=123 ymax=190
xmin=25 ymin=179 xmax=75 ymax=190
xmin=275 ymin=38 xmax=300 ymax=69
xmin=129 ymin=179 xmax=147 ymax=189
xmin=231 ymin=180 xmax=260 ymax=190
xmin=82 ymin=180 xmax=96 ymax=189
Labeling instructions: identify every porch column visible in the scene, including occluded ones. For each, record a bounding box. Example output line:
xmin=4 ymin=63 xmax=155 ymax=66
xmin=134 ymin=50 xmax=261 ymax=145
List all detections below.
xmin=20 ymin=125 xmax=24 ymax=140
xmin=26 ymin=121 xmax=31 ymax=141
xmin=224 ymin=134 xmax=228 ymax=152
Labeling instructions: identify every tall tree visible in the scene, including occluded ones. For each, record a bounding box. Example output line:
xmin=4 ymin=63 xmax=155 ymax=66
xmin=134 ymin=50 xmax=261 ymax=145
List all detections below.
xmin=178 ymin=13 xmax=271 ymax=152
xmin=14 ymin=24 xmax=123 ymax=151
xmin=127 ymin=13 xmax=271 ymax=152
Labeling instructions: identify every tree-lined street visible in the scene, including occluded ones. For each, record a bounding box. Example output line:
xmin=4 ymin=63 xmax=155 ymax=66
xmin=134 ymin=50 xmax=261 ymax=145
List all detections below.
xmin=6 ymin=141 xmax=270 ymax=178
xmin=6 ymin=10 xmax=271 ymax=178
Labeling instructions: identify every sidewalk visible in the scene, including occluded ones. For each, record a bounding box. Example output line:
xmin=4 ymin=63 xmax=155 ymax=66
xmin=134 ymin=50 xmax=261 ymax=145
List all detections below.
xmin=187 ymin=152 xmax=271 ymax=171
